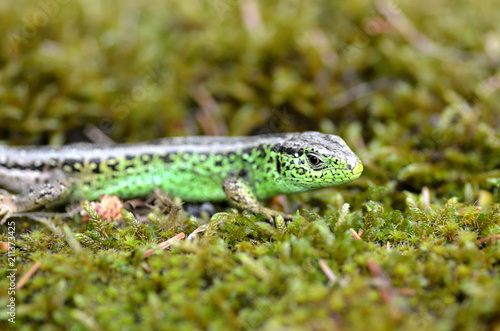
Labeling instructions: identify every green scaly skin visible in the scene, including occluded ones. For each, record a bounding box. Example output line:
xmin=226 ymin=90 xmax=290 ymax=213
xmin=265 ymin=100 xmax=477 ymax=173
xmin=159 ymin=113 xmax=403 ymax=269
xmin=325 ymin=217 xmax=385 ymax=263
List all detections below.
xmin=0 ymin=131 xmax=363 ymax=222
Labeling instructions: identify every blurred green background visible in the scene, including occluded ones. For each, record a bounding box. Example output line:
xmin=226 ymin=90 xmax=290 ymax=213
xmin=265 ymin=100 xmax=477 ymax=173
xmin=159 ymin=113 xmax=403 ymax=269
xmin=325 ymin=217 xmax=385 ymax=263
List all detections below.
xmin=1 ymin=0 xmax=500 ymax=329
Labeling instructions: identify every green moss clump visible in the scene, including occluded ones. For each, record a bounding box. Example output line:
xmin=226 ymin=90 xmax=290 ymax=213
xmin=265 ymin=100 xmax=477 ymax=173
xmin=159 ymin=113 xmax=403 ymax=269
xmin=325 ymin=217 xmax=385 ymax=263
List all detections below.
xmin=1 ymin=0 xmax=500 ymax=329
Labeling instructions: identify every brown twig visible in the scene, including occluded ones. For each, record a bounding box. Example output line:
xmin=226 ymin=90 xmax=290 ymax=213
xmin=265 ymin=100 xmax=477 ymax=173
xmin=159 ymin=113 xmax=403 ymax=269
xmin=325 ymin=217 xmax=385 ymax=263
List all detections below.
xmin=366 ymin=260 xmax=393 ymax=304
xmin=350 ymin=228 xmax=362 ymax=241
xmin=240 ymin=0 xmax=263 ymax=32
xmin=143 ymin=233 xmax=185 ymax=258
xmin=477 ymin=234 xmax=500 ymax=244
xmin=17 ymin=262 xmax=41 ymax=290
xmin=141 ymin=263 xmax=152 ymax=273
xmin=318 ymin=259 xmax=338 ymax=286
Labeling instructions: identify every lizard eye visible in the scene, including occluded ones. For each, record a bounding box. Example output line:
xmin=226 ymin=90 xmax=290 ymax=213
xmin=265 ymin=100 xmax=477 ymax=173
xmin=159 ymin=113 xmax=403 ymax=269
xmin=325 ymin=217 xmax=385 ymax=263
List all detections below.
xmin=307 ymin=153 xmax=323 ymax=166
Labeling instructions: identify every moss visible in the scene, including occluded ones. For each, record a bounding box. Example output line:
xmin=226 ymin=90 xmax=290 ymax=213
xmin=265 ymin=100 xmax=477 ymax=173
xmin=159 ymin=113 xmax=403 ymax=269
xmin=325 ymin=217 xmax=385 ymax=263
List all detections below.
xmin=1 ymin=0 xmax=500 ymax=329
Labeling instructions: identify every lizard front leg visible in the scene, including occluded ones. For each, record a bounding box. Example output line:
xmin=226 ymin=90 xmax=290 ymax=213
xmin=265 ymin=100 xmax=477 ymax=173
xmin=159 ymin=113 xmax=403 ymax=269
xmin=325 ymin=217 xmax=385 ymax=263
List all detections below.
xmin=0 ymin=177 xmax=73 ymax=223
xmin=222 ymin=177 xmax=294 ymax=223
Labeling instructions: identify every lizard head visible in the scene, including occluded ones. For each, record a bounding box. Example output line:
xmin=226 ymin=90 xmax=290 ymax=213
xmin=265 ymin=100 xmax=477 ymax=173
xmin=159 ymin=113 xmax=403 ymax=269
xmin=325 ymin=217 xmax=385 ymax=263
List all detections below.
xmin=274 ymin=131 xmax=363 ymax=192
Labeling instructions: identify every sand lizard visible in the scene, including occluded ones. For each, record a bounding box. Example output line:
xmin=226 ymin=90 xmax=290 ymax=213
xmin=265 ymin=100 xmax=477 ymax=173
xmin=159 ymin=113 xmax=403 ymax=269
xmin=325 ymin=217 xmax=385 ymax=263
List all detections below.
xmin=0 ymin=131 xmax=363 ymax=223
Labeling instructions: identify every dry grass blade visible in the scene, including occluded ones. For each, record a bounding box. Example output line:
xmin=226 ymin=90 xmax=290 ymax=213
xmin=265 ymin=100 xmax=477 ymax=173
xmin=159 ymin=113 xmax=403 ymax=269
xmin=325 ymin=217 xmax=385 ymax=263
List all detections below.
xmin=187 ymin=225 xmax=208 ymax=240
xmin=143 ymin=233 xmax=186 ymax=258
xmin=477 ymin=234 xmax=500 ymax=244
xmin=17 ymin=261 xmax=41 ymax=290
xmin=350 ymin=228 xmax=363 ymax=241
xmin=318 ymin=259 xmax=338 ymax=286
xmin=366 ymin=260 xmax=393 ymax=304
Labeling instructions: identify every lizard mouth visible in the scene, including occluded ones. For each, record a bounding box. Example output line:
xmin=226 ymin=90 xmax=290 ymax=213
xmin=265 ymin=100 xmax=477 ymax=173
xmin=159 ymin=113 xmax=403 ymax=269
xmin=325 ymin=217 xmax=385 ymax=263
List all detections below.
xmin=345 ymin=161 xmax=363 ymax=181
xmin=352 ymin=161 xmax=363 ymax=176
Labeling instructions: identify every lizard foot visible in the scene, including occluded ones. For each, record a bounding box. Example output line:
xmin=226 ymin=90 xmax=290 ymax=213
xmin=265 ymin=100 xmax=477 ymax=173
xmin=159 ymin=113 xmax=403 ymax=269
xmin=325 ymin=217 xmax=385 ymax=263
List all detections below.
xmin=257 ymin=208 xmax=293 ymax=233
xmin=222 ymin=177 xmax=294 ymax=228
xmin=0 ymin=194 xmax=16 ymax=224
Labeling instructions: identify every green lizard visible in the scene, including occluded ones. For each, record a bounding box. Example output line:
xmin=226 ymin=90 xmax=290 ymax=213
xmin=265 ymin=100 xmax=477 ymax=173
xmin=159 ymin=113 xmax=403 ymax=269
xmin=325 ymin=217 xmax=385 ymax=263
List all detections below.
xmin=0 ymin=131 xmax=363 ymax=223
